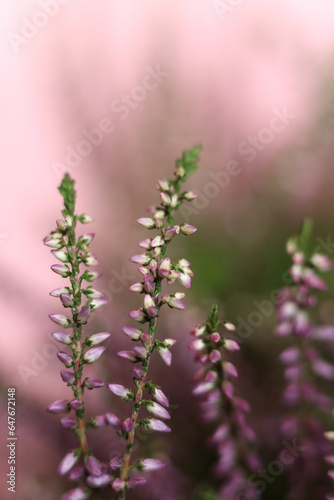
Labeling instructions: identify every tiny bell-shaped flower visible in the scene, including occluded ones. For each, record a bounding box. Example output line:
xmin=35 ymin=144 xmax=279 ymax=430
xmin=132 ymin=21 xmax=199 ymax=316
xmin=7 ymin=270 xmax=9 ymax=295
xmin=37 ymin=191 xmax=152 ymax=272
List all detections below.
xmin=83 ymin=346 xmax=106 ymax=364
xmin=85 ymin=378 xmax=104 ymax=389
xmin=147 ymin=402 xmax=170 ymax=420
xmin=60 ymin=417 xmax=77 ymax=430
xmin=108 ymin=384 xmax=132 ymax=399
xmin=61 ymin=370 xmax=75 ymax=384
xmin=137 ymin=218 xmax=155 ymax=229
xmin=57 ymin=351 xmax=73 ymax=367
xmin=180 ymin=224 xmax=197 ymax=235
xmin=146 ymin=419 xmax=171 ymax=433
xmin=90 ymin=298 xmax=108 ymax=311
xmin=86 ymin=332 xmax=111 ymax=346
xmin=60 ymin=293 xmax=73 ymax=307
xmin=52 ymin=331 xmax=72 ymax=345
xmin=46 ymin=399 xmax=70 ymax=414
xmin=58 ymin=451 xmax=79 ymax=476
xmin=51 ymin=264 xmax=71 ymax=277
xmin=49 ymin=314 xmax=72 ymax=328
xmin=77 ymin=306 xmax=91 ymax=324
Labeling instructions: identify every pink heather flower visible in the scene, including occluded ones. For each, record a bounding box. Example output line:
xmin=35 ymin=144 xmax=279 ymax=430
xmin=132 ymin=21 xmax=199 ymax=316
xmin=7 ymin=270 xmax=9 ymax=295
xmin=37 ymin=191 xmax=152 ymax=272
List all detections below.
xmin=52 ymin=331 xmax=72 ymax=345
xmin=57 ymin=351 xmax=73 ymax=367
xmin=60 ymin=293 xmax=73 ymax=308
xmin=84 ymin=271 xmax=102 ymax=281
xmin=211 ymin=332 xmax=220 ymax=342
xmin=132 ymin=367 xmax=145 ymax=378
xmin=87 ymin=332 xmax=111 ymax=346
xmin=158 ymin=347 xmax=172 ymax=366
xmin=85 ymin=456 xmax=102 ymax=477
xmin=128 ymin=477 xmax=147 ymax=488
xmin=138 ymin=238 xmax=152 ymax=249
xmin=87 ymin=475 xmax=112 ymax=488
xmin=168 ymin=297 xmax=185 ymax=310
xmin=84 ymin=288 xmax=105 ymax=299
xmin=83 ymin=346 xmax=106 ymax=364
xmin=84 ymin=255 xmax=98 ymax=266
xmin=117 ymin=350 xmax=138 ymax=362
xmin=122 ymin=327 xmax=141 ymax=340
xmin=112 ymin=478 xmax=126 ymax=492
xmin=46 ymin=399 xmax=70 ymax=414
xmin=90 ymin=298 xmax=108 ymax=311
xmin=68 ymin=466 xmax=85 ymax=480
xmin=147 ymin=419 xmax=171 ymax=432
xmin=164 ymin=227 xmax=177 ymax=241
xmin=106 ymin=413 xmax=122 ymax=431
xmin=60 ymin=417 xmax=77 ymax=430
xmin=180 ymin=223 xmax=197 ymax=235
xmin=70 ymin=399 xmax=82 ymax=410
xmin=183 ymin=191 xmax=197 ymax=200
xmin=129 ymin=308 xmax=146 ymax=322
xmin=44 ymin=238 xmax=63 ymax=249
xmin=224 ymin=339 xmax=240 ymax=351
xmin=153 ymin=388 xmax=169 ymax=407
xmin=147 ymin=402 xmax=170 ymax=420
xmin=78 ymin=214 xmax=93 ymax=224
xmin=49 ymin=314 xmax=71 ymax=328
xmin=109 ymin=457 xmax=123 ymax=471
xmin=77 ymin=306 xmax=91 ymax=324
xmin=81 ymin=233 xmax=95 ymax=245
xmin=123 ymin=418 xmax=134 ymax=432
xmin=50 ymin=287 xmax=68 ymax=297
xmin=85 ymin=378 xmax=104 ymax=389
xmin=61 ymin=370 xmax=75 ymax=384
xmin=133 ymin=346 xmax=147 ymax=359
xmin=137 ymin=217 xmax=155 ymax=229
xmin=157 ymin=179 xmax=170 ymax=191
xmin=58 ymin=451 xmax=79 ymax=475
xmin=92 ymin=415 xmax=107 ymax=427
xmin=178 ymin=272 xmax=192 ymax=289
xmin=129 ymin=254 xmax=151 ymax=265
xmin=130 ymin=282 xmax=144 ymax=292
xmin=311 ymin=253 xmax=332 ymax=271
xmin=209 ymin=350 xmax=221 ymax=363
xmin=142 ymin=458 xmax=166 ymax=471
xmin=151 ymin=235 xmax=164 ymax=247
xmin=52 ymin=249 xmax=68 ymax=262
xmin=188 ymin=339 xmax=205 ymax=351
xmin=51 ymin=264 xmax=71 ymax=277
xmin=108 ymin=384 xmax=131 ymax=398
xmin=62 ymin=487 xmax=89 ymax=500
xmin=193 ymin=382 xmax=214 ymax=396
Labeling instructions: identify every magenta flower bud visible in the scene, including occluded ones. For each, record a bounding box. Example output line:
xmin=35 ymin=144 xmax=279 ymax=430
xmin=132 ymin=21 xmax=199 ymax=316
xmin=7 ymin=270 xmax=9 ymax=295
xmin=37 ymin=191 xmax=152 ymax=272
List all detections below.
xmin=62 ymin=487 xmax=88 ymax=500
xmin=143 ymin=274 xmax=155 ymax=293
xmin=85 ymin=288 xmax=105 ymax=299
xmin=112 ymin=478 xmax=126 ymax=492
xmin=205 ymin=371 xmax=218 ymax=383
xmin=84 ymin=255 xmax=98 ymax=266
xmin=147 ymin=419 xmax=171 ymax=432
xmin=50 ymin=287 xmax=68 ymax=297
xmin=224 ymin=361 xmax=238 ymax=378
xmin=57 ymin=351 xmax=73 ymax=367
xmin=128 ymin=477 xmax=147 ymax=488
xmin=77 ymin=306 xmax=91 ymax=324
xmin=129 ymin=254 xmax=151 ymax=265
xmin=279 ymin=347 xmax=300 ymax=364
xmin=93 ymin=414 xmax=107 ymax=427
xmin=224 ymin=339 xmax=240 ymax=351
xmin=129 ymin=308 xmax=146 ymax=322
xmin=153 ymin=388 xmax=169 ymax=407
xmin=46 ymin=399 xmax=70 ymax=414
xmin=87 ymin=332 xmax=111 ymax=346
xmin=130 ymin=282 xmax=144 ymax=292
xmin=180 ymin=224 xmax=197 ymax=235
xmin=58 ymin=451 xmax=79 ymax=475
xmin=147 ymin=306 xmax=158 ymax=317
xmin=56 ymin=218 xmax=69 ymax=230
xmin=158 ymin=347 xmax=172 ymax=366
xmin=211 ymin=332 xmax=220 ymax=342
xmin=133 ymin=346 xmax=147 ymax=359
xmin=60 ymin=417 xmax=77 ymax=430
xmin=168 ymin=297 xmax=185 ymax=310
xmin=311 ymin=253 xmax=332 ymax=271
xmin=138 ymin=238 xmax=152 ymax=249
xmin=49 ymin=314 xmax=71 ymax=328
xmin=106 ymin=413 xmax=122 ymax=431
xmin=178 ymin=272 xmax=192 ymax=289
xmin=132 ymin=367 xmax=145 ymax=378
xmin=157 ymin=179 xmax=170 ymax=191
xmin=60 ymin=293 xmax=73 ymax=307
xmin=87 ymin=475 xmax=112 ymax=488
xmin=123 ymin=418 xmax=134 ymax=433
xmin=44 ymin=238 xmax=63 ymax=249
xmin=147 ymin=402 xmax=170 ymax=420
xmin=223 ymin=381 xmax=234 ymax=399
xmin=51 ymin=264 xmax=70 ymax=277
xmin=70 ymin=399 xmax=82 ymax=410
xmin=90 ymin=298 xmax=108 ymax=311
xmin=80 ymin=233 xmax=95 ymax=245
xmin=160 ymin=192 xmax=171 ymax=206
xmin=118 ymin=350 xmax=138 ymax=362
xmin=52 ymin=331 xmax=72 ymax=345
xmin=85 ymin=378 xmax=104 ymax=389
xmin=138 ymin=266 xmax=150 ymax=275
xmin=61 ymin=370 xmax=75 ymax=384
xmin=183 ymin=190 xmax=197 ymax=201
xmin=144 ymin=294 xmax=155 ymax=310
xmin=68 ymin=466 xmax=84 ymax=481
xmin=109 ymin=457 xmax=123 ymax=470
xmin=193 ymin=382 xmax=214 ymax=396
xmin=137 ymin=217 xmax=155 ymax=228
xmin=209 ymin=350 xmax=221 ymax=363
xmin=142 ymin=458 xmax=166 ymax=471
xmin=84 ymin=346 xmax=106 ymax=364
xmin=188 ymin=339 xmax=205 ymax=351
xmin=86 ymin=456 xmax=102 ymax=477
xmin=122 ymin=327 xmax=141 ymax=340
xmin=108 ymin=384 xmax=131 ymax=398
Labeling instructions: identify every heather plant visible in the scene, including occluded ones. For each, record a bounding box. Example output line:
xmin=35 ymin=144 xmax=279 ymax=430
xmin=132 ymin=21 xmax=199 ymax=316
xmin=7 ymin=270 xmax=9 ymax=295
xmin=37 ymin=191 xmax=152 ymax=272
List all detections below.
xmin=189 ymin=305 xmax=261 ymax=500
xmin=275 ymin=221 xmax=333 ymax=499
xmin=106 ymin=146 xmax=201 ymax=499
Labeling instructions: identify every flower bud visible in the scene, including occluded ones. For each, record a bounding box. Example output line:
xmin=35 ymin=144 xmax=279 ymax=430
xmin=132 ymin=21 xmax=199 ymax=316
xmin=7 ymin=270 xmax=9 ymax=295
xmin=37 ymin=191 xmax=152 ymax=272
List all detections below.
xmin=62 ymin=487 xmax=88 ymax=500
xmin=146 ymin=419 xmax=171 ymax=432
xmin=49 ymin=314 xmax=71 ymax=328
xmin=58 ymin=451 xmax=79 ymax=475
xmin=51 ymin=264 xmax=70 ymax=277
xmin=123 ymin=418 xmax=134 ymax=433
xmin=46 ymin=399 xmax=70 ymax=414
xmin=180 ymin=224 xmax=197 ymax=235
xmin=84 ymin=346 xmax=106 ymax=364
xmin=142 ymin=459 xmax=165 ymax=471
xmin=87 ymin=332 xmax=111 ymax=346
xmin=90 ymin=298 xmax=108 ymax=311
xmin=108 ymin=384 xmax=132 ymax=399
xmin=52 ymin=331 xmax=72 ymax=345
xmin=60 ymin=293 xmax=73 ymax=307
xmin=85 ymin=378 xmax=104 ymax=389
xmin=61 ymin=370 xmax=75 ymax=384
xmin=61 ymin=417 xmax=77 ymax=430
xmin=52 ymin=250 xmax=69 ymax=262
xmin=147 ymin=402 xmax=170 ymax=420
xmin=57 ymin=351 xmax=73 ymax=367
xmin=137 ymin=218 xmax=155 ymax=229
xmin=77 ymin=306 xmax=91 ymax=324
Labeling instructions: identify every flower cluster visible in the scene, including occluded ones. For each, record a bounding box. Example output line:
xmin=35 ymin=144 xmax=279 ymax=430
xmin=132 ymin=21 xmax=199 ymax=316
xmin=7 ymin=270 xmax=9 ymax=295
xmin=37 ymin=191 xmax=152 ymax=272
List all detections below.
xmin=275 ymin=223 xmax=333 ymax=499
xmin=44 ymin=174 xmax=110 ymax=500
xmin=189 ymin=305 xmax=261 ymax=500
xmin=107 ymin=146 xmax=201 ymax=499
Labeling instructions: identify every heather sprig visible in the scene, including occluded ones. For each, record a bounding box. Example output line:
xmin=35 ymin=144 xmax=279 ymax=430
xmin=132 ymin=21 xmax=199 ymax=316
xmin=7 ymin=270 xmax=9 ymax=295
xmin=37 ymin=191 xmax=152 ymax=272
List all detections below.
xmin=275 ymin=221 xmax=333 ymax=499
xmin=189 ymin=305 xmax=261 ymax=500
xmin=108 ymin=146 xmax=201 ymax=499
xmin=44 ymin=174 xmax=111 ymax=499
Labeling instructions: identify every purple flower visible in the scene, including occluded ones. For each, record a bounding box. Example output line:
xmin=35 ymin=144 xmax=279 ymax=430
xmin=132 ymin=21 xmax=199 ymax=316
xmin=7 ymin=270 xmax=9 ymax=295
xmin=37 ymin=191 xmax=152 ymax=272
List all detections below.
xmin=123 ymin=418 xmax=134 ymax=433
xmin=58 ymin=451 xmax=79 ymax=475
xmin=87 ymin=332 xmax=111 ymax=346
xmin=52 ymin=331 xmax=72 ymax=345
xmin=61 ymin=487 xmax=88 ymax=500
xmin=77 ymin=306 xmax=90 ymax=324
xmin=85 ymin=378 xmax=104 ymax=389
xmin=49 ymin=314 xmax=71 ymax=328
xmin=147 ymin=402 xmax=170 ymax=420
xmin=46 ymin=399 xmax=70 ymax=414
xmin=87 ymin=474 xmax=112 ymax=488
xmin=51 ymin=264 xmax=70 ymax=277
xmin=141 ymin=458 xmax=166 ymax=471
xmin=60 ymin=417 xmax=77 ymax=430
xmin=85 ymin=455 xmax=102 ymax=477
xmin=61 ymin=370 xmax=75 ymax=384
xmin=83 ymin=346 xmax=106 ymax=364
xmin=106 ymin=412 xmax=122 ymax=431
xmin=153 ymin=388 xmax=169 ymax=408
xmin=108 ymin=384 xmax=132 ymax=399
xmin=57 ymin=351 xmax=73 ymax=367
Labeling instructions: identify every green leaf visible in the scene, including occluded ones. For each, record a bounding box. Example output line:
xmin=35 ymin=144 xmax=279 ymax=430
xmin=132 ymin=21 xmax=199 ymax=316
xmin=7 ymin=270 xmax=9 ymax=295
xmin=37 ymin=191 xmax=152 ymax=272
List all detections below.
xmin=177 ymin=145 xmax=202 ymax=181
xmin=298 ymin=218 xmax=313 ymax=256
xmin=58 ymin=173 xmax=76 ymax=216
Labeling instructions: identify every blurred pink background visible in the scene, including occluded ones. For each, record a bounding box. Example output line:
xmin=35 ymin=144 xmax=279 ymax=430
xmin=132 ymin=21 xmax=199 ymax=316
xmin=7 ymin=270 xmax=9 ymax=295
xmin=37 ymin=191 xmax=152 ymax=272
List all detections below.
xmin=1 ymin=1 xmax=334 ymax=498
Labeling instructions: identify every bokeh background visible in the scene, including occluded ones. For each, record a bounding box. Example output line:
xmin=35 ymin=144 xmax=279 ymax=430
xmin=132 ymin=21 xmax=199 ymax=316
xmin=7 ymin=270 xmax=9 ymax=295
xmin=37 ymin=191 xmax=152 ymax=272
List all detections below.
xmin=2 ymin=0 xmax=334 ymax=498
